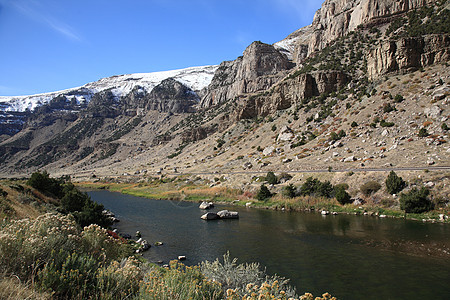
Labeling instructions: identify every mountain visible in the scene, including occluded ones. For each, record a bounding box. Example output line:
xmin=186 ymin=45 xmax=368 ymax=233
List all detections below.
xmin=0 ymin=66 xmax=217 ymax=137
xmin=0 ymin=0 xmax=448 ymax=194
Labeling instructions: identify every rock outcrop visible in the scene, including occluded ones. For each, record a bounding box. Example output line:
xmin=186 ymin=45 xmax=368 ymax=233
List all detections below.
xmin=233 ymin=70 xmax=349 ymax=120
xmin=367 ymin=34 xmax=449 ymax=79
xmin=145 ymin=78 xmax=199 ymax=113
xmin=200 ymin=41 xmax=294 ymax=108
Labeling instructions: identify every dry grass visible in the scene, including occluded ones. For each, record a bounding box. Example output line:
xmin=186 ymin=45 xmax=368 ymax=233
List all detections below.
xmin=0 ymin=277 xmax=51 ymax=300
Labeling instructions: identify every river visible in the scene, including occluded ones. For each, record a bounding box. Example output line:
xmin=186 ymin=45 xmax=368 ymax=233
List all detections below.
xmin=88 ymin=190 xmax=450 ymax=300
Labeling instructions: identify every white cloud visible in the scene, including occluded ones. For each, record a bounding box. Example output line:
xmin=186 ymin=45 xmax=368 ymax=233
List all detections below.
xmin=8 ymin=0 xmax=82 ymax=42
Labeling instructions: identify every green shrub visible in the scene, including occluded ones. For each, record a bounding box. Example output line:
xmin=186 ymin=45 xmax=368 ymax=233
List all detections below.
xmin=351 ymin=121 xmax=358 ymax=127
xmin=418 ymin=128 xmax=429 ymax=137
xmin=256 ymin=185 xmax=272 ymax=201
xmin=73 ymin=200 xmax=112 ymax=228
xmin=140 ymin=260 xmax=223 ymax=300
xmin=265 ymin=172 xmax=278 ymax=185
xmin=335 ymin=186 xmax=351 ymax=205
xmin=400 ymin=187 xmax=433 ymax=213
xmin=329 ymin=131 xmax=339 ymax=141
xmin=299 ymin=177 xmax=334 ymax=198
xmin=27 ymin=171 xmax=64 ymax=198
xmin=38 ymin=250 xmax=100 ymax=299
xmin=383 ymin=103 xmax=395 ymax=113
xmin=441 ymin=123 xmax=449 ymax=131
xmin=360 ymin=181 xmax=381 ymax=196
xmin=80 ymin=224 xmax=132 ymax=263
xmin=380 ymin=120 xmax=395 ymax=127
xmin=61 ymin=186 xmax=87 ymax=212
xmin=385 ymin=171 xmax=406 ymax=194
xmin=394 ymin=94 xmax=404 ymax=103
xmin=282 ymin=184 xmax=296 ymax=198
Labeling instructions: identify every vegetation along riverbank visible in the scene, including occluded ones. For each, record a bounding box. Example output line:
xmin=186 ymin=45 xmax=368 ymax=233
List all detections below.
xmin=77 ymin=168 xmax=450 ymax=224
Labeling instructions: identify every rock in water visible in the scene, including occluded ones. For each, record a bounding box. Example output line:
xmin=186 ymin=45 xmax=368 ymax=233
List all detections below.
xmin=199 ymin=201 xmax=214 ymax=209
xmin=217 ymin=210 xmax=239 ymax=219
xmin=201 ymin=212 xmax=219 ymax=220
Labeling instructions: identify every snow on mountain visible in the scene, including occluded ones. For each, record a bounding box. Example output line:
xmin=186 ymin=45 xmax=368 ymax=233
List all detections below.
xmin=0 ymin=65 xmax=218 ymax=112
xmin=273 ymin=25 xmax=313 ymax=61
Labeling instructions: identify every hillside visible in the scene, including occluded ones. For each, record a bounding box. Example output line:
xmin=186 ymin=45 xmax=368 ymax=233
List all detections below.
xmin=0 ymin=0 xmax=448 ymax=202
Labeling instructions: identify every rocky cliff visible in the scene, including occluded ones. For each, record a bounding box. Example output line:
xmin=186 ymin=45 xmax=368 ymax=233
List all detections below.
xmin=200 ymin=41 xmax=294 ymax=108
xmin=276 ymin=0 xmax=436 ymax=64
xmin=367 ymin=34 xmax=449 ymax=79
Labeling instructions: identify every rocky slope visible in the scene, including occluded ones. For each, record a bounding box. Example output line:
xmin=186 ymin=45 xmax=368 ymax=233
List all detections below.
xmin=0 ymin=0 xmax=448 ymax=185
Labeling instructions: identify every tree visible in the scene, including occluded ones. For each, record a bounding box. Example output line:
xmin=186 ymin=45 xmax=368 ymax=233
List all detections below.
xmin=299 ymin=177 xmax=320 ymax=196
xmin=61 ymin=189 xmax=88 ymax=212
xmin=265 ymin=172 xmax=278 ymax=185
xmin=385 ymin=171 xmax=406 ymax=194
xmin=400 ymin=187 xmax=433 ymax=213
xmin=317 ymin=181 xmax=334 ymax=198
xmin=256 ymin=185 xmax=272 ymax=201
xmin=335 ymin=186 xmax=351 ymax=204
xmin=27 ymin=171 xmax=64 ymax=198
xmin=282 ymin=184 xmax=296 ymax=198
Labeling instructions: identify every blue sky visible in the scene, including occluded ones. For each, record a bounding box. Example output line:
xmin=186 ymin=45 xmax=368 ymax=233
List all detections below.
xmin=0 ymin=0 xmax=323 ymax=96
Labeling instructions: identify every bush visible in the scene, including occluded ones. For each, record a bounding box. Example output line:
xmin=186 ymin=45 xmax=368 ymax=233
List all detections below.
xmin=0 ymin=213 xmax=79 ymax=279
xmin=27 ymin=171 xmax=64 ymax=198
xmin=399 ymin=187 xmax=433 ymax=213
xmin=282 ymin=184 xmax=296 ymax=198
xmin=38 ymin=250 xmax=100 ymax=298
xmin=265 ymin=172 xmax=278 ymax=185
xmin=61 ymin=187 xmax=87 ymax=212
xmin=360 ymin=181 xmax=381 ymax=196
xmin=418 ymin=128 xmax=429 ymax=137
xmin=380 ymin=120 xmax=395 ymax=127
xmin=299 ymin=177 xmax=334 ymax=198
xmin=394 ymin=94 xmax=404 ymax=103
xmin=385 ymin=171 xmax=406 ymax=194
xmin=383 ymin=103 xmax=395 ymax=113
xmin=441 ymin=123 xmax=449 ymax=131
xmin=141 ymin=260 xmax=223 ymax=300
xmin=335 ymin=186 xmax=351 ymax=204
xmin=200 ymin=252 xmax=296 ymax=298
xmin=256 ymin=185 xmax=272 ymax=201
xmin=351 ymin=121 xmax=358 ymax=127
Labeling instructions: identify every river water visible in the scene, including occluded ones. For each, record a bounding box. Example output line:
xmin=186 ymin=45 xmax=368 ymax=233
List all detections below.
xmin=88 ymin=190 xmax=450 ymax=300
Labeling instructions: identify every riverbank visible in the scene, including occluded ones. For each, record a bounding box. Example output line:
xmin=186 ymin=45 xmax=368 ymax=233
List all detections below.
xmin=77 ymin=179 xmax=450 ymax=223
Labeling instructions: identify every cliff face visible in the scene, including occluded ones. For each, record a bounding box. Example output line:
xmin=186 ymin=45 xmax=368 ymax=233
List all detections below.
xmin=232 ymin=71 xmax=349 ymax=120
xmin=283 ymin=0 xmax=434 ymax=63
xmin=367 ymin=34 xmax=449 ymax=79
xmin=200 ymin=42 xmax=294 ymax=108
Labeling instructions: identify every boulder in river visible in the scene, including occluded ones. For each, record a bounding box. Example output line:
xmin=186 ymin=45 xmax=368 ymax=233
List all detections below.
xmin=201 ymin=212 xmax=219 ymax=220
xmin=199 ymin=201 xmax=214 ymax=209
xmin=217 ymin=210 xmax=239 ymax=219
